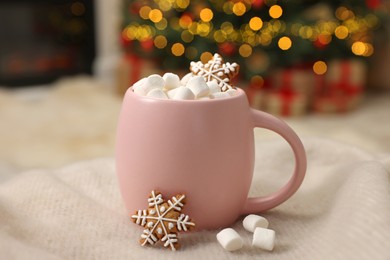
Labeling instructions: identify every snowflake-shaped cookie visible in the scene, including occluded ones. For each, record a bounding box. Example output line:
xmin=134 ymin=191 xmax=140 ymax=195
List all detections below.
xmin=190 ymin=53 xmax=240 ymax=92
xmin=131 ymin=190 xmax=195 ymax=251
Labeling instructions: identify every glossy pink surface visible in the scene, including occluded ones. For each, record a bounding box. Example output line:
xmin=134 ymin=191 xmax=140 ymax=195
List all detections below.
xmin=116 ymin=88 xmax=306 ymax=230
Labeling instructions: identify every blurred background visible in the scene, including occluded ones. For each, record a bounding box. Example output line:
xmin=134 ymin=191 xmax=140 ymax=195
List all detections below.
xmin=0 ymin=0 xmax=390 ymax=177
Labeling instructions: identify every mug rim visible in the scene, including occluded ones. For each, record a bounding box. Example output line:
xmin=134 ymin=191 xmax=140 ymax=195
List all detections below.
xmin=126 ymin=87 xmax=246 ymax=104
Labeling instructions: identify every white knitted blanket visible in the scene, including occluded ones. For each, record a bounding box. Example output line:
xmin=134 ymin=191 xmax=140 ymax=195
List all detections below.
xmin=1 ymin=138 xmax=389 ymax=260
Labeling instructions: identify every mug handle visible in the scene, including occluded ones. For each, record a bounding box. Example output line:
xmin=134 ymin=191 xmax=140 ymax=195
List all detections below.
xmin=242 ymin=109 xmax=307 ymax=215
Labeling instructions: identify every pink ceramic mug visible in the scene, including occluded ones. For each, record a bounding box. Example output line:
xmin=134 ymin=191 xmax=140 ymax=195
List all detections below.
xmin=116 ymin=88 xmax=306 ymax=230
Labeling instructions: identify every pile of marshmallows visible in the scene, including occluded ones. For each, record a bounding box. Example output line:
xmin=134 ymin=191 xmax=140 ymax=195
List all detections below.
xmin=217 ymin=214 xmax=276 ymax=252
xmin=131 ymin=73 xmax=237 ymax=100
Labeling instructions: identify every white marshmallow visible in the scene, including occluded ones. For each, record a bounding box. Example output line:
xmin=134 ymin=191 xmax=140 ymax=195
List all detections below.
xmin=163 ymin=73 xmax=180 ymax=90
xmin=133 ymin=77 xmax=146 ymax=88
xmin=172 ymin=87 xmax=195 ymax=100
xmin=197 ymin=96 xmax=211 ymax=100
xmin=181 ymin=73 xmax=194 ymax=85
xmin=207 ymin=80 xmax=221 ymax=94
xmin=186 ymin=76 xmax=210 ymax=98
xmin=216 ymin=228 xmax=243 ymax=251
xmin=243 ymin=215 xmax=269 ymax=233
xmin=146 ymin=88 xmax=168 ymax=99
xmin=210 ymin=92 xmax=231 ymax=99
xmin=132 ymin=83 xmax=147 ymax=96
xmin=142 ymin=74 xmax=165 ymax=94
xmin=252 ymin=227 xmax=275 ymax=251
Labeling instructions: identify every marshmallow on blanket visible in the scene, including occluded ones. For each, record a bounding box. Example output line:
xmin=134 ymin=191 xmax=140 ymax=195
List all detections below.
xmin=216 ymin=228 xmax=243 ymax=251
xmin=252 ymin=227 xmax=275 ymax=251
xmin=243 ymin=214 xmax=269 ymax=232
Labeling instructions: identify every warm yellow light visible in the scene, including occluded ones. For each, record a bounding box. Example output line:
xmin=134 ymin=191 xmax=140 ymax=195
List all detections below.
xmin=222 ymin=1 xmax=234 ymax=14
xmin=171 ymin=43 xmax=185 ymax=56
xmin=139 ymin=6 xmax=151 ymax=19
xmin=232 ymin=2 xmax=246 ymax=16
xmin=269 ymin=5 xmax=283 ymax=19
xmin=352 ymin=41 xmax=366 ymax=56
xmin=176 ymin=0 xmax=190 ymax=9
xmin=335 ymin=6 xmax=352 ymax=20
xmin=154 ymin=35 xmax=167 ymax=49
xmin=363 ymin=43 xmax=374 ymax=57
xmin=239 ymin=44 xmax=253 ymax=57
xmin=149 ymin=9 xmax=163 ymax=23
xmin=188 ymin=22 xmax=198 ymax=34
xmin=124 ymin=27 xmax=134 ymax=40
xmin=136 ymin=25 xmax=153 ymax=41
xmin=200 ymin=52 xmax=213 ymax=63
xmin=270 ymin=20 xmax=283 ymax=32
xmin=181 ymin=30 xmax=194 ymax=42
xmin=291 ymin=23 xmax=302 ymax=36
xmin=365 ymin=14 xmax=379 ymax=28
xmin=200 ymin=8 xmax=213 ymax=22
xmin=213 ymin=30 xmax=225 ymax=43
xmin=313 ymin=61 xmax=327 ymax=75
xmin=221 ymin=22 xmax=234 ymax=34
xmin=159 ymin=1 xmax=172 ymax=11
xmin=197 ymin=22 xmax=211 ymax=37
xmin=259 ymin=33 xmax=272 ymax=46
xmin=299 ymin=26 xmax=313 ymax=39
xmin=249 ymin=17 xmax=263 ymax=31
xmin=278 ymin=36 xmax=292 ymax=50
xmin=335 ymin=26 xmax=349 ymax=39
xmin=351 ymin=42 xmax=374 ymax=57
xmin=155 ymin=18 xmax=168 ymax=30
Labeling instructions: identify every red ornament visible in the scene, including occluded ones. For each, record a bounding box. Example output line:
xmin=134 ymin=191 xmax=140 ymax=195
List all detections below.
xmin=366 ymin=0 xmax=381 ymax=9
xmin=219 ymin=42 xmax=236 ymax=56
xmin=252 ymin=0 xmax=264 ymax=9
xmin=313 ymin=38 xmax=327 ymax=50
xmin=129 ymin=2 xmax=142 ymax=14
xmin=120 ymin=34 xmax=132 ymax=48
xmin=140 ymin=38 xmax=154 ymax=52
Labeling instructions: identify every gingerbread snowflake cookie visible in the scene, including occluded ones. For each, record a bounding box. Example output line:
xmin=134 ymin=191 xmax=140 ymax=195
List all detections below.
xmin=190 ymin=53 xmax=239 ymax=92
xmin=131 ymin=190 xmax=195 ymax=251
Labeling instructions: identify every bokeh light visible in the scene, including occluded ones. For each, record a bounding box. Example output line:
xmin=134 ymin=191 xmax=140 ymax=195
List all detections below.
xmin=249 ymin=17 xmax=263 ymax=31
xmin=232 ymin=2 xmax=246 ymax=16
xmin=171 ymin=43 xmax=185 ymax=56
xmin=278 ymin=36 xmax=292 ymax=50
xmin=269 ymin=5 xmax=283 ymax=19
xmin=239 ymin=44 xmax=253 ymax=57
xmin=200 ymin=52 xmax=213 ymax=63
xmin=149 ymin=9 xmax=163 ymax=23
xmin=313 ymin=61 xmax=327 ymax=75
xmin=200 ymin=8 xmax=213 ymax=22
xmin=139 ymin=6 xmax=151 ymax=19
xmin=335 ymin=25 xmax=349 ymax=39
xmin=154 ymin=35 xmax=167 ymax=49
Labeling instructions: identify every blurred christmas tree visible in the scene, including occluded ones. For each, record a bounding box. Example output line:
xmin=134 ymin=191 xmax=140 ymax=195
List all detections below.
xmin=121 ymin=0 xmax=388 ymax=81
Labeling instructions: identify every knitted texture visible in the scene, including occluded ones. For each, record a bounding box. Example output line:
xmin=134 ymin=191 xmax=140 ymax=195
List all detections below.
xmin=1 ymin=138 xmax=389 ymax=259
